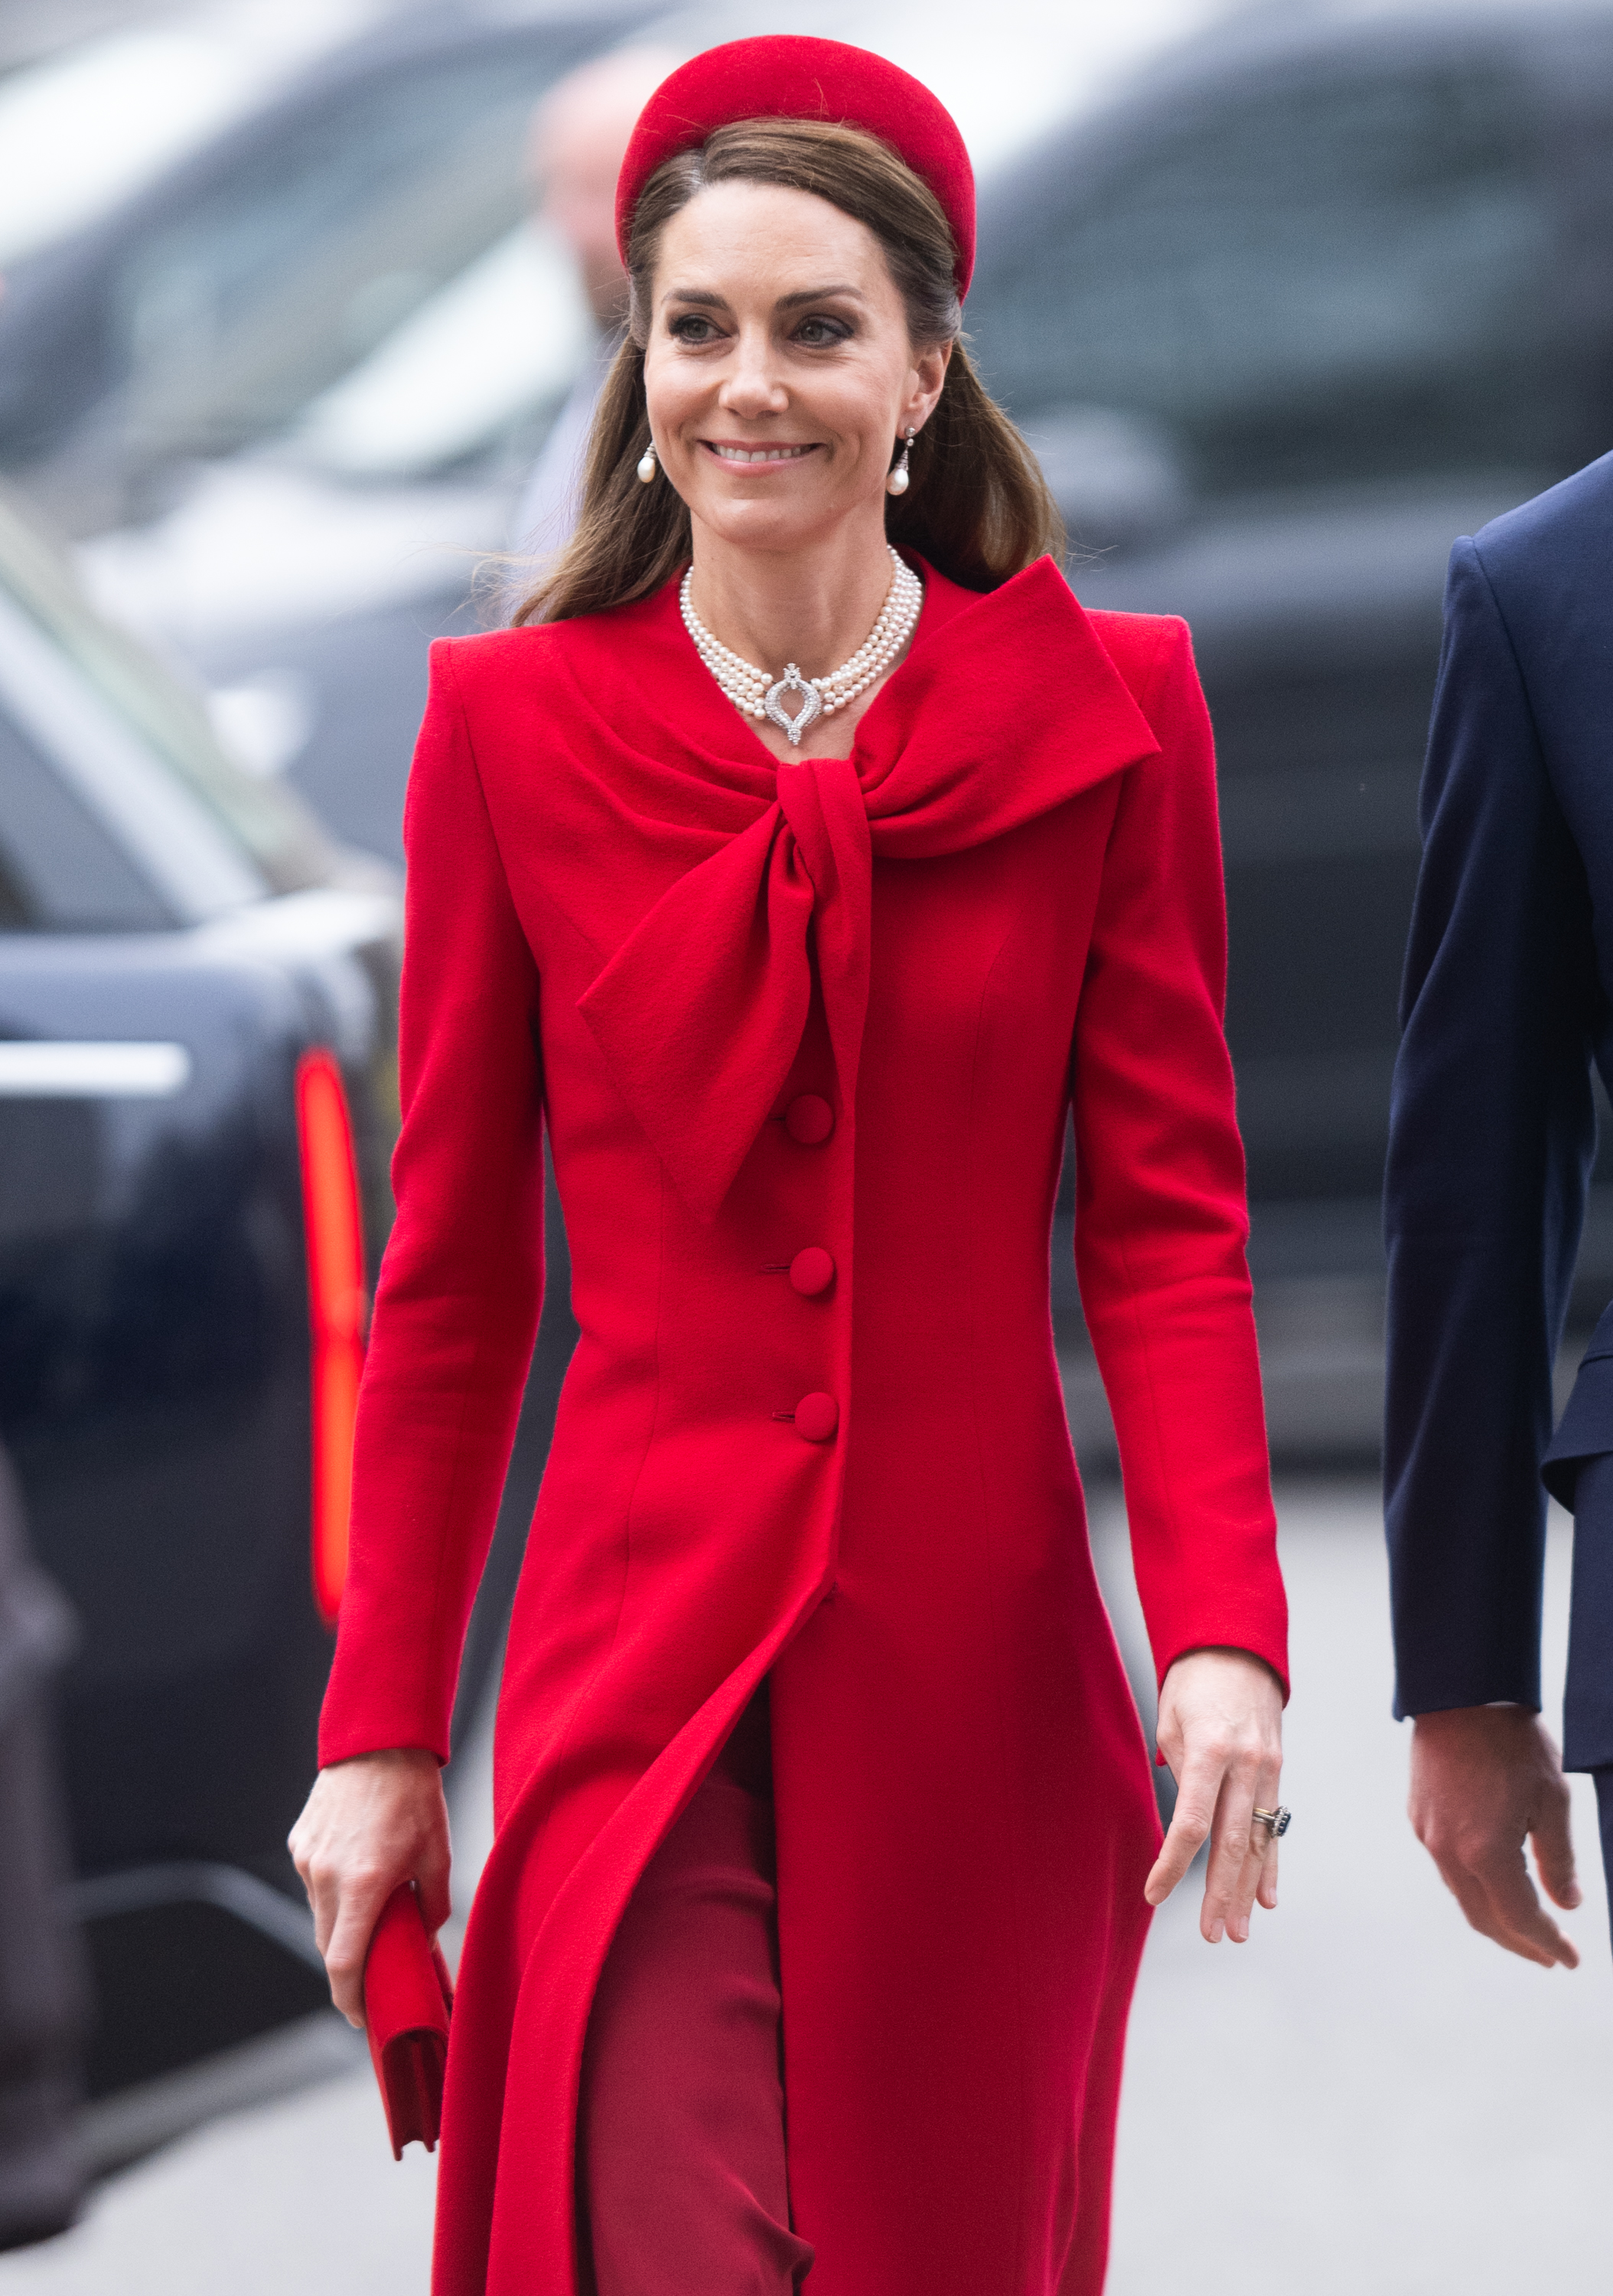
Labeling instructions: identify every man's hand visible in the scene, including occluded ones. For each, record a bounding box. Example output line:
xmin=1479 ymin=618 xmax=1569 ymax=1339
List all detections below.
xmin=1409 ymin=1706 xmax=1582 ymax=1969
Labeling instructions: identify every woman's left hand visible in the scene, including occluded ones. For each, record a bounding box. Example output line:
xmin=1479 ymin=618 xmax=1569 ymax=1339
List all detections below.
xmin=1144 ymin=1647 xmax=1285 ymax=1942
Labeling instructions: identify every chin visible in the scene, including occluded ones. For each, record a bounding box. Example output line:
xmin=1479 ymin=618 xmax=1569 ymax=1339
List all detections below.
xmin=693 ymin=496 xmax=828 ymax=553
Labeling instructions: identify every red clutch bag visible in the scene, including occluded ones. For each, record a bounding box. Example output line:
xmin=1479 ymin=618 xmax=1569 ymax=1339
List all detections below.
xmin=363 ymin=1884 xmax=454 ymax=2158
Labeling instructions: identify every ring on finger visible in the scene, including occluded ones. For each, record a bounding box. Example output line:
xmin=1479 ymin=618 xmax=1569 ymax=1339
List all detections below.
xmin=1252 ymin=1805 xmax=1291 ymax=1837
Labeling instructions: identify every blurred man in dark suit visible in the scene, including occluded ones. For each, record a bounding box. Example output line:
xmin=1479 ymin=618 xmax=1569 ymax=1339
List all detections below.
xmin=507 ymin=47 xmax=676 ymax=565
xmin=1385 ymin=448 xmax=1613 ymax=1969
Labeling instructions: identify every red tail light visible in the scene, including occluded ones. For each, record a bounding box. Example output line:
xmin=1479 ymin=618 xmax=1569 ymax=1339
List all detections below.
xmin=295 ymin=1050 xmax=367 ymax=1624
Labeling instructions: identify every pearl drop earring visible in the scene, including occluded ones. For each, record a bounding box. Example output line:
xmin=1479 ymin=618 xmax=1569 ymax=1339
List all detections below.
xmin=637 ymin=444 xmax=658 ymax=484
xmin=885 ymin=427 xmax=916 ymax=497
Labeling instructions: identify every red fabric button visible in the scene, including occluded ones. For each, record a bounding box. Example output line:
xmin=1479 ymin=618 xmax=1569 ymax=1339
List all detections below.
xmin=789 ymin=1247 xmax=835 ymax=1297
xmin=784 ymin=1094 xmax=834 ymax=1145
xmin=793 ymin=1392 xmax=839 ymax=1443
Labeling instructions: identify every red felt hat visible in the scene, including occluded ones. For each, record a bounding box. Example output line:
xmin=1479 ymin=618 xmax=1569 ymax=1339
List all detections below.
xmin=615 ymin=36 xmax=975 ymax=297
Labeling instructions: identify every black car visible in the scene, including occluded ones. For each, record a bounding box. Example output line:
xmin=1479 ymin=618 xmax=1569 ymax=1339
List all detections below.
xmin=966 ymin=0 xmax=1613 ymax=1446
xmin=0 ymin=482 xmax=408 ymax=2102
xmin=0 ymin=2 xmax=651 ymax=863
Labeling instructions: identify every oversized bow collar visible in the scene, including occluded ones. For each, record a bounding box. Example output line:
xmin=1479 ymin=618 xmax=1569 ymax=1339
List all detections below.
xmin=575 ymin=558 xmax=1161 ymax=1220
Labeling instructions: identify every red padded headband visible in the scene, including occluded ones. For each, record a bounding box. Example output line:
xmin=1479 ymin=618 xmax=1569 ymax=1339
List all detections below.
xmin=615 ymin=36 xmax=975 ymax=298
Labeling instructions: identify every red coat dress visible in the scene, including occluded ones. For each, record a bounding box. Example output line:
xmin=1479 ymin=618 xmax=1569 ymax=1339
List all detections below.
xmin=318 ymin=556 xmax=1288 ymax=2296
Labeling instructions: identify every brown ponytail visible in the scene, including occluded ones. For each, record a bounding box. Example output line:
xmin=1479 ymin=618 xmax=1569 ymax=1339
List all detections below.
xmin=511 ymin=118 xmax=1061 ymax=628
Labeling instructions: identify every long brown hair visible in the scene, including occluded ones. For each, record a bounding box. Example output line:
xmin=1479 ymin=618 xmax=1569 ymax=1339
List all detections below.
xmin=510 ymin=117 xmax=1061 ymax=626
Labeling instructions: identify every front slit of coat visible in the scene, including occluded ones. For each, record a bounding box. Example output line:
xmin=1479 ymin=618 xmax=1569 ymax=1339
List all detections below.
xmin=574 ymin=1684 xmax=813 ymax=2296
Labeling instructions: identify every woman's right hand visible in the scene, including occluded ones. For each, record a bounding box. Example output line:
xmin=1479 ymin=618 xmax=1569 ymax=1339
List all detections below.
xmin=288 ymin=1748 xmax=451 ymax=2026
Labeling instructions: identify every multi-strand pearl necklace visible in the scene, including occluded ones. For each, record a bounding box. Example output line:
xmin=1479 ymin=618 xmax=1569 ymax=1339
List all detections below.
xmin=679 ymin=546 xmax=924 ymax=745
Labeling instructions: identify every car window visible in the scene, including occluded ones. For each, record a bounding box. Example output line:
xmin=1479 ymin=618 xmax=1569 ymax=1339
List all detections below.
xmin=0 ymin=701 xmax=168 ymax=931
xmin=288 ymin=220 xmax=592 ymax=480
xmin=0 ymin=15 xmax=370 ymax=269
xmin=969 ymin=60 xmax=1562 ymax=491
xmin=0 ymin=493 xmax=332 ymax=910
xmin=109 ymin=39 xmax=585 ymax=480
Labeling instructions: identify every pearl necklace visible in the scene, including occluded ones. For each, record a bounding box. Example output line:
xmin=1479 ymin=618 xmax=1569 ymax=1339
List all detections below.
xmin=679 ymin=546 xmax=924 ymax=745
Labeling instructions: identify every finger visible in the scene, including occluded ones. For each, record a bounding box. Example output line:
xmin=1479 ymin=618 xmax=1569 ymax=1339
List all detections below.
xmin=415 ymin=1830 xmax=453 ymax=1936
xmin=1220 ymin=1824 xmax=1275 ymax=1942
xmin=1199 ymin=1764 xmax=1264 ymax=1942
xmin=1256 ymin=1833 xmax=1279 ymax=1911
xmin=1143 ymin=1760 xmax=1220 ymax=1905
xmin=1530 ymin=1781 xmax=1582 ymax=1912
xmin=1142 ymin=1809 xmax=1208 ymax=1906
xmin=1475 ymin=1883 xmax=1575 ymax=1968
xmin=1428 ymin=1850 xmax=1535 ymax=1957
xmin=1431 ymin=1846 xmax=1573 ymax=1969
xmin=1223 ymin=1767 xmax=1282 ymax=1940
xmin=288 ymin=1814 xmax=320 ymax=1911
xmin=303 ymin=1855 xmax=342 ymax=1962
xmin=324 ymin=1877 xmax=394 ymax=2027
xmin=1479 ymin=1848 xmax=1580 ymax=1970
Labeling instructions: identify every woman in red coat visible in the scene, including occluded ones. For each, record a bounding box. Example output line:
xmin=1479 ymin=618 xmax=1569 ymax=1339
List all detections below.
xmin=292 ymin=38 xmax=1289 ymax=2296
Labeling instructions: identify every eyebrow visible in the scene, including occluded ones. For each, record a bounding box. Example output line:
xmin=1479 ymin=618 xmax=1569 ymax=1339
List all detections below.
xmin=660 ymin=283 xmax=867 ymax=312
xmin=776 ymin=284 xmax=865 ymax=309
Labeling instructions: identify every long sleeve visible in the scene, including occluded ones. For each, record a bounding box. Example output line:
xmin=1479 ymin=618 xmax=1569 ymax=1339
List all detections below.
xmin=319 ymin=641 xmax=546 ymax=1766
xmin=1072 ymin=619 xmax=1287 ymax=1694
xmin=1383 ymin=539 xmax=1598 ymax=1719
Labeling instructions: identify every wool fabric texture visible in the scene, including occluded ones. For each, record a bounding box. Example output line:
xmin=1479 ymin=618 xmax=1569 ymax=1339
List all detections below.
xmin=614 ymin=37 xmax=976 ymax=295
xmin=319 ymin=556 xmax=1288 ymax=2296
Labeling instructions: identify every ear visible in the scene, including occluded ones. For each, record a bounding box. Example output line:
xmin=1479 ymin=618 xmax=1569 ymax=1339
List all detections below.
xmin=904 ymin=338 xmax=952 ymax=435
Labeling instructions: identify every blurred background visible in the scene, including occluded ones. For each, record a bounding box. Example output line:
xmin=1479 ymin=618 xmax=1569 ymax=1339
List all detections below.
xmin=0 ymin=0 xmax=1611 ymax=2288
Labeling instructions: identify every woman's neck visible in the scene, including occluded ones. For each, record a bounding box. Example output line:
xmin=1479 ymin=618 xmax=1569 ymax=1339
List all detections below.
xmin=686 ymin=512 xmax=896 ymax=678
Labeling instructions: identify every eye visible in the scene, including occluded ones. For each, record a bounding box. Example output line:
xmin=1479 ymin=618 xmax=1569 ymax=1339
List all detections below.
xmin=794 ymin=315 xmax=852 ymax=347
xmin=670 ymin=312 xmax=722 ymax=344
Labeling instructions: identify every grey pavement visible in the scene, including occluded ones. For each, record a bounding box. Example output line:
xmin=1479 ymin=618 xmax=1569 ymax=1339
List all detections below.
xmin=2 ymin=1482 xmax=1608 ymax=2294
xmin=1100 ymin=1487 xmax=1613 ymax=2296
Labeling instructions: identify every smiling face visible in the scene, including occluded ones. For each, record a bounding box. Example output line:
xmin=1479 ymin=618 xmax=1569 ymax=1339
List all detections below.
xmin=640 ymin=179 xmax=949 ymax=557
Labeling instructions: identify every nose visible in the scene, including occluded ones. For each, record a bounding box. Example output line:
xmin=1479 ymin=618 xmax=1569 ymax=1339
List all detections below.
xmin=718 ymin=324 xmax=790 ymax=421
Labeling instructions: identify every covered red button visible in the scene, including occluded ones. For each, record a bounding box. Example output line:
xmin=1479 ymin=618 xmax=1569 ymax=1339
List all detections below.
xmin=784 ymin=1094 xmax=834 ymax=1145
xmin=789 ymin=1247 xmax=835 ymax=1297
xmin=793 ymin=1391 xmax=839 ymax=1443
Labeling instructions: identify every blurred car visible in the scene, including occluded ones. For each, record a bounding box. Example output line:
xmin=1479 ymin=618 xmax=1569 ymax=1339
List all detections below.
xmin=0 ymin=1445 xmax=86 ymax=2247
xmin=966 ymin=0 xmax=1613 ymax=1446
xmin=0 ymin=481 xmax=406 ymax=2101
xmin=0 ymin=3 xmax=387 ymax=276
xmin=0 ymin=2 xmax=653 ymax=859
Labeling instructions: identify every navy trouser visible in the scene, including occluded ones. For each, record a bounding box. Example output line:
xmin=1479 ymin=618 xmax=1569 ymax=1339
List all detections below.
xmin=1564 ymin=1453 xmax=1613 ymax=1952
xmin=1595 ymin=1773 xmax=1613 ymax=1955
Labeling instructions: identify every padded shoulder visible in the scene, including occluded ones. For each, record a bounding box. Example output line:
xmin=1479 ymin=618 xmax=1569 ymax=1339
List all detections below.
xmin=1472 ymin=448 xmax=1613 ymax=598
xmin=1081 ymin=607 xmax=1193 ymax=714
xmin=1461 ymin=453 xmax=1613 ymax=749
xmin=433 ymin=618 xmax=578 ymax=691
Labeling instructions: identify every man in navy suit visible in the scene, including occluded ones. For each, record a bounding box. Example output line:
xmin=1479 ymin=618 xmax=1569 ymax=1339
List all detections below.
xmin=1385 ymin=448 xmax=1613 ymax=1968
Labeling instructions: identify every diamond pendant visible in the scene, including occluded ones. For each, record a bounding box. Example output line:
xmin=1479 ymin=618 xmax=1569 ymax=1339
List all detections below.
xmin=764 ymin=666 xmax=822 ymax=745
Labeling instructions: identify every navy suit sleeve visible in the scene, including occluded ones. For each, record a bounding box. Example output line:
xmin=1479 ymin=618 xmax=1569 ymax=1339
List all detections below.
xmin=1383 ymin=537 xmax=1598 ymax=1717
